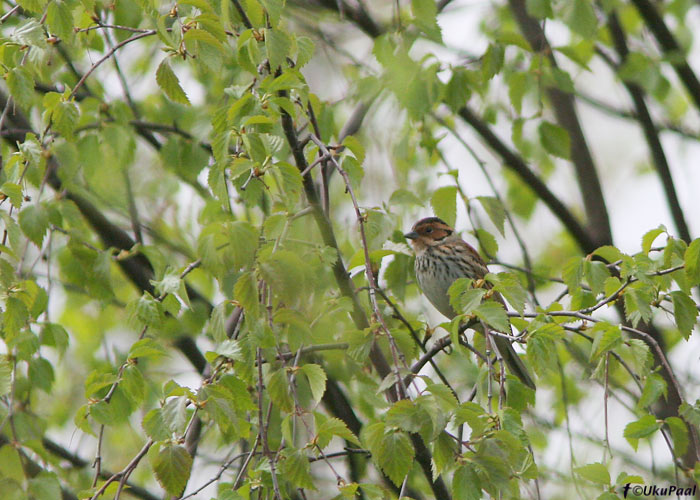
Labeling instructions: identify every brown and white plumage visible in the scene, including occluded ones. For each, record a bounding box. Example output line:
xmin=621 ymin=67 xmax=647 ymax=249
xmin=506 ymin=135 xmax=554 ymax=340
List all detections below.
xmin=405 ymin=217 xmax=536 ymax=390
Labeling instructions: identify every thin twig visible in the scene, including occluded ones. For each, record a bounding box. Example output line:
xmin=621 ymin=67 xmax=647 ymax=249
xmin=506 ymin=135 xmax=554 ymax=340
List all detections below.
xmin=69 ymin=31 xmax=156 ymax=100
xmin=309 ymin=133 xmax=410 ymax=398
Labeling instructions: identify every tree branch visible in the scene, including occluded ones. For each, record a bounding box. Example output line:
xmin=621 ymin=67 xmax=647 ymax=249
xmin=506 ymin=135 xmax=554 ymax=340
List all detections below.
xmin=606 ymin=12 xmax=691 ymax=242
xmin=279 ymin=95 xmax=450 ymax=500
xmin=457 ymin=105 xmax=596 ymax=253
xmin=631 ymin=0 xmax=700 ymax=112
xmin=508 ymin=0 xmax=612 ymax=248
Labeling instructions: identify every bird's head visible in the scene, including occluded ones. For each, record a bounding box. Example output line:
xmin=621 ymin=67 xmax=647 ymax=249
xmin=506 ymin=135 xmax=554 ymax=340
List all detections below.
xmin=404 ymin=217 xmax=456 ymax=253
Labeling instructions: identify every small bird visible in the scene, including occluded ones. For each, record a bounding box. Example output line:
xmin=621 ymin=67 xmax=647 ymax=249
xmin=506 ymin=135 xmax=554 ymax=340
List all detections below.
xmin=405 ymin=216 xmax=536 ymax=390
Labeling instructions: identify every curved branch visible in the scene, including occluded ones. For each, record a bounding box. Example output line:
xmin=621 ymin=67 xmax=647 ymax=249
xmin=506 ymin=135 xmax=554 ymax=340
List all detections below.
xmin=279 ymin=94 xmax=450 ymax=500
xmin=631 ymin=0 xmax=700 ymax=112
xmin=606 ymin=12 xmax=692 ymax=242
xmin=69 ymin=31 xmax=156 ymax=100
xmin=507 ymin=0 xmax=612 ymax=248
xmin=457 ymin=106 xmax=596 ymax=253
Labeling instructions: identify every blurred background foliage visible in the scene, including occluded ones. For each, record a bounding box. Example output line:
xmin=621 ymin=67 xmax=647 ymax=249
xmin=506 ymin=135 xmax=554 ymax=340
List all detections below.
xmin=0 ymin=0 xmax=700 ymax=499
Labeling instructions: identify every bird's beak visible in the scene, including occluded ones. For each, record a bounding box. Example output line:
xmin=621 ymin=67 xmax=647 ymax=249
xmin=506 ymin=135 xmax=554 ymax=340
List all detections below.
xmin=404 ymin=231 xmax=418 ymax=240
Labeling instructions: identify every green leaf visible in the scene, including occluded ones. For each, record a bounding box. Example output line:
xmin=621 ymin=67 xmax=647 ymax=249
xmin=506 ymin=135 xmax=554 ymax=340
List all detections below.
xmin=583 ymin=260 xmax=610 ymax=296
xmin=506 ymin=375 xmax=535 ymax=411
xmin=574 ymin=463 xmax=610 ymax=485
xmin=525 ymin=0 xmax=552 ymax=18
xmin=411 ymin=0 xmax=442 ymax=43
xmin=527 ymin=323 xmax=564 ymax=376
xmin=279 ymin=447 xmax=315 ymax=489
xmin=474 ymin=228 xmax=498 ymax=257
xmin=445 ymin=68 xmax=472 ymax=112
xmin=183 ymin=28 xmax=224 ymax=70
xmin=234 ymin=272 xmax=259 ymax=318
xmin=121 ymin=365 xmax=145 ymax=405
xmin=11 ymin=19 xmax=46 ymax=47
xmin=41 ymin=323 xmax=68 ymax=354
xmin=593 ymin=245 xmax=623 ymax=263
xmin=28 ymin=357 xmax=54 ymax=392
xmin=508 ymin=72 xmax=527 ymax=113
xmin=637 ymin=373 xmax=666 ymax=409
xmin=316 ymin=417 xmax=361 ymax=448
xmin=129 ymin=338 xmax=167 ymax=359
xmin=385 ymin=399 xmax=428 ymax=434
xmin=295 ymin=35 xmax=315 ymax=67
xmin=214 ymin=339 xmax=243 ymax=361
xmin=162 ymin=396 xmax=189 ymax=435
xmin=562 ymin=257 xmax=583 ymax=290
xmin=16 ymin=0 xmax=47 ymax=13
xmin=259 ymin=250 xmax=306 ymax=304
xmin=453 ymin=464 xmax=482 ymax=500
xmin=266 ymin=28 xmax=291 ymax=70
xmin=423 ymin=428 xmax=451 ymax=475
xmin=301 ymin=364 xmax=327 ymax=403
xmin=52 ymin=100 xmax=79 ymax=140
xmin=489 ymin=272 xmax=527 ymax=316
xmin=142 ymin=409 xmax=171 ymax=441
xmin=1 ymin=183 xmax=23 ymax=209
xmin=622 ymin=283 xmax=653 ymax=327
xmin=152 ymin=445 xmax=193 ymax=497
xmin=127 ymin=293 xmax=163 ymax=328
xmin=275 ymin=161 xmax=303 ymax=206
xmin=680 ymin=400 xmax=700 ymax=426
xmin=19 ymin=203 xmax=49 ymax=247
xmin=362 ymin=422 xmax=415 ymax=486
xmin=538 ymin=121 xmax=570 ymax=159
xmin=4 ymin=296 xmax=28 ymax=341
xmin=670 ymin=291 xmax=697 ymax=339
xmin=665 ymin=416 xmax=689 ymax=457
xmin=589 ymin=323 xmax=621 ymax=362
xmin=476 ymin=196 xmax=506 ymax=236
xmin=228 ymin=221 xmax=258 ymax=269
xmin=454 ymin=402 xmax=489 ymax=438
xmin=343 ymin=136 xmax=365 ymax=164
xmin=46 ymin=0 xmax=74 ymax=40
xmin=0 ymin=356 xmax=12 ymax=397
xmin=474 ymin=301 xmax=509 ymax=332
xmin=642 ymin=225 xmax=666 ymax=254
xmin=0 ymin=444 xmax=24 ymax=482
xmin=430 ymin=186 xmax=457 ymax=227
xmin=156 ymin=60 xmax=190 ymax=104
xmin=448 ymin=278 xmax=483 ymax=315
xmin=624 ymin=339 xmax=652 ymax=377
xmin=267 ymin=368 xmax=293 ymax=412
xmin=84 ymin=370 xmax=117 ymax=398
xmin=562 ymin=0 xmax=598 ymax=38
xmin=624 ymin=414 xmax=660 ymax=450
xmin=481 ymin=44 xmax=504 ymax=80
xmin=95 ymin=405 xmax=127 ymax=438
xmin=7 ymin=69 xmax=34 ymax=110
xmin=684 ymin=238 xmax=700 ymax=286
xmin=28 ymin=471 xmax=61 ymax=500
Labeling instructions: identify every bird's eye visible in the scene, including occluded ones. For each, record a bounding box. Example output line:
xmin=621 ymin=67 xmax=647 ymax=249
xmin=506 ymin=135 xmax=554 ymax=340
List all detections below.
xmin=425 ymin=227 xmax=433 ymax=233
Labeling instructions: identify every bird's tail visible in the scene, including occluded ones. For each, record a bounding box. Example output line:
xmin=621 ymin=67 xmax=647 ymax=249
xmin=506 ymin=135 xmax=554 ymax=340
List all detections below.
xmin=493 ymin=335 xmax=536 ymax=391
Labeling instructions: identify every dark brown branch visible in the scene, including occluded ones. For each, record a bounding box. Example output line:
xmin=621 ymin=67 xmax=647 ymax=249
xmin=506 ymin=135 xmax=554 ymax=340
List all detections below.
xmin=231 ymin=0 xmax=254 ymax=29
xmin=631 ymin=0 xmax=700 ymax=112
xmin=279 ymin=94 xmax=449 ymax=500
xmin=508 ymin=0 xmax=612 ymax=248
xmin=606 ymin=12 xmax=691 ymax=242
xmin=457 ymin=106 xmax=596 ymax=253
xmin=41 ymin=437 xmax=160 ymax=500
xmin=576 ymin=91 xmax=700 ymax=140
xmin=308 ymin=0 xmax=383 ymax=38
